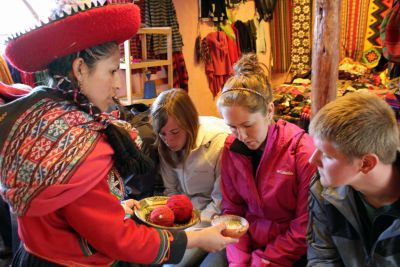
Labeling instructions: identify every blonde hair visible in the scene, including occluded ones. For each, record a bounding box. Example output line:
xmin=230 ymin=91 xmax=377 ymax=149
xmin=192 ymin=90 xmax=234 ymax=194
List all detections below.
xmin=217 ymin=53 xmax=272 ymax=115
xmin=151 ymin=88 xmax=199 ymax=167
xmin=309 ymin=91 xmax=399 ymax=164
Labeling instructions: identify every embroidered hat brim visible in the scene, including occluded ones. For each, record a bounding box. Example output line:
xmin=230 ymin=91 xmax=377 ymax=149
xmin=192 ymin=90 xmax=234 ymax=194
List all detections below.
xmin=5 ymin=3 xmax=140 ymax=73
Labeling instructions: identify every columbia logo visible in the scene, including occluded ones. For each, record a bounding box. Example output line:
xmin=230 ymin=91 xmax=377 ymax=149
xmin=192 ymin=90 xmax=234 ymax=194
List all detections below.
xmin=276 ymin=170 xmax=294 ymax=175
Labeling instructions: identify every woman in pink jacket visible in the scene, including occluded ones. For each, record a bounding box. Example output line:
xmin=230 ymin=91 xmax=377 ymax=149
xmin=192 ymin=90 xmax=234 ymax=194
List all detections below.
xmin=217 ymin=54 xmax=316 ymax=267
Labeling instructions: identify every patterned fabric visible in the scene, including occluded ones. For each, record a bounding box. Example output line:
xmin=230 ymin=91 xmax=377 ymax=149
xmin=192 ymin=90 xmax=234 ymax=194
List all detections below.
xmin=361 ymin=46 xmax=382 ymax=68
xmin=381 ymin=1 xmax=400 ymax=63
xmin=172 ymin=52 xmax=189 ymax=91
xmin=107 ymin=167 xmax=125 ymax=200
xmin=255 ymin=0 xmax=277 ymax=22
xmin=144 ymin=0 xmax=184 ymax=54
xmin=0 ymin=97 xmax=103 ymax=216
xmin=340 ymin=0 xmax=370 ymax=61
xmin=270 ymin=0 xmax=292 ymax=72
xmin=152 ymin=229 xmax=173 ymax=264
xmin=364 ymin=0 xmax=394 ymax=48
xmin=291 ymin=0 xmax=312 ymax=76
xmin=204 ymin=31 xmax=233 ymax=97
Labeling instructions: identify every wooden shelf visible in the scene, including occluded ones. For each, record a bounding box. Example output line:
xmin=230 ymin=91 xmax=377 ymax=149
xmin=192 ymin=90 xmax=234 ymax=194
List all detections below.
xmin=138 ymin=27 xmax=172 ymax=35
xmin=120 ymin=59 xmax=172 ymax=70
xmin=120 ymin=27 xmax=173 ymax=105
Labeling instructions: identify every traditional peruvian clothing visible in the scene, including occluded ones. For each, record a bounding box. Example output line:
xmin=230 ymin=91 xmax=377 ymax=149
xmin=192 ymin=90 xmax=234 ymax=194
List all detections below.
xmin=0 ymin=87 xmax=187 ymax=266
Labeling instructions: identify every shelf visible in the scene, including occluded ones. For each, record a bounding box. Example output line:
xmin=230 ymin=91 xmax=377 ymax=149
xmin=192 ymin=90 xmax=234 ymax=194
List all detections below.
xmin=138 ymin=27 xmax=172 ymax=35
xmin=120 ymin=59 xmax=172 ymax=70
xmin=121 ymin=27 xmax=173 ymax=105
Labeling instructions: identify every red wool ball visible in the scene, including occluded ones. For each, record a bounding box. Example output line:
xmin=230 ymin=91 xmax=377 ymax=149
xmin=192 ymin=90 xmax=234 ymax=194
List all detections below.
xmin=150 ymin=205 xmax=175 ymax=227
xmin=167 ymin=194 xmax=193 ymax=223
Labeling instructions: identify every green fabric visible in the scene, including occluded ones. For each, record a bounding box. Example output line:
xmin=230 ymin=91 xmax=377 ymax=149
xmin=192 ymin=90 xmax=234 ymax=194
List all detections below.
xmin=358 ymin=192 xmax=396 ymax=223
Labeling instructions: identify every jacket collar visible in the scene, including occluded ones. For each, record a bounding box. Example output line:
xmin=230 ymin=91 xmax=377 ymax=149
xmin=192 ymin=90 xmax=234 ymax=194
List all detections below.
xmin=321 ymin=152 xmax=400 ymax=223
xmin=229 ymin=138 xmax=257 ymax=156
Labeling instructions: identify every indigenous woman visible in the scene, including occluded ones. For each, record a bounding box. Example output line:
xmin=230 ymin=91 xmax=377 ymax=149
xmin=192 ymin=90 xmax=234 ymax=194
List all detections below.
xmin=0 ymin=3 xmax=236 ymax=266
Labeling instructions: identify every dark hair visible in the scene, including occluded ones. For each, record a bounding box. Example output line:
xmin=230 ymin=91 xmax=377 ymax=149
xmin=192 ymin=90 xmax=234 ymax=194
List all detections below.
xmin=151 ymin=89 xmax=199 ymax=167
xmin=47 ymin=42 xmax=154 ymax=179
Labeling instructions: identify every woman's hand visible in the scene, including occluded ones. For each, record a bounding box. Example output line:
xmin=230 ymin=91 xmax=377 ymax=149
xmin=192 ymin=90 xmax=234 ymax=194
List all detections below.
xmin=121 ymin=199 xmax=140 ymax=215
xmin=186 ymin=223 xmax=239 ymax=253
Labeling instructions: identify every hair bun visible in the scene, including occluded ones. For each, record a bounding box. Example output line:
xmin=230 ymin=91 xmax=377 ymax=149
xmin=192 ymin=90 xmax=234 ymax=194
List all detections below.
xmin=234 ymin=54 xmax=259 ymax=76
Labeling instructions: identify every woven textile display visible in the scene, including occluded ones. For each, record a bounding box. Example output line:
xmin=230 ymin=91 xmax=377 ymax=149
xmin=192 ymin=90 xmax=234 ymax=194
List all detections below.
xmin=270 ymin=0 xmax=293 ymax=72
xmin=291 ymin=0 xmax=312 ymax=76
xmin=340 ymin=0 xmax=370 ymax=60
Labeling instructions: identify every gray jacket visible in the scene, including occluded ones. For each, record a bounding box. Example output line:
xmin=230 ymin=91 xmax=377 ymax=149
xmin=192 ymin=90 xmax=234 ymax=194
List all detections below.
xmin=307 ymin=174 xmax=400 ymax=267
xmin=160 ymin=116 xmax=230 ymax=224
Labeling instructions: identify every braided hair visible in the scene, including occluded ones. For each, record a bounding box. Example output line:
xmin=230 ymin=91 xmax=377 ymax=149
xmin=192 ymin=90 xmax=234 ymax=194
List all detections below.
xmin=47 ymin=42 xmax=154 ymax=179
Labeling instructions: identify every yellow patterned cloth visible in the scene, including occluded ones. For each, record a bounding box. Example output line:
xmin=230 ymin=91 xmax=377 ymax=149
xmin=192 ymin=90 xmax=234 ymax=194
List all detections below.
xmin=0 ymin=55 xmax=13 ymax=85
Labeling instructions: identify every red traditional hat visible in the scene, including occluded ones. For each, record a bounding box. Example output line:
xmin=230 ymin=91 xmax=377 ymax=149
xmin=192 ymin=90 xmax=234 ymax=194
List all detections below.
xmin=5 ymin=2 xmax=140 ymax=73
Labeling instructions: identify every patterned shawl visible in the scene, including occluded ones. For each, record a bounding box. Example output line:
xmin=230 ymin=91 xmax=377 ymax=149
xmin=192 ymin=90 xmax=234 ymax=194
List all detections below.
xmin=0 ymin=87 xmax=105 ymax=216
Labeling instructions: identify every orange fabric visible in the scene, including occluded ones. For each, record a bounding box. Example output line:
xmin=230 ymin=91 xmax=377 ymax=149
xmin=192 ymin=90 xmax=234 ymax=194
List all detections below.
xmin=0 ymin=55 xmax=13 ymax=85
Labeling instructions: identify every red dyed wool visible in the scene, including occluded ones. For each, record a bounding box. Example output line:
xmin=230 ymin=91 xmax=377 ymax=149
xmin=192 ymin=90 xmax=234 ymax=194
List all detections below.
xmin=167 ymin=194 xmax=193 ymax=223
xmin=150 ymin=205 xmax=175 ymax=227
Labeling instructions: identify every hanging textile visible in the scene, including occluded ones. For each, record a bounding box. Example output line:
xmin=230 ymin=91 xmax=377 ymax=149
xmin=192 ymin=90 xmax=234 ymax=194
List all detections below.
xmin=270 ymin=0 xmax=292 ymax=73
xmin=204 ymin=31 xmax=233 ymax=97
xmin=172 ymin=52 xmax=189 ymax=91
xmin=340 ymin=0 xmax=370 ymax=61
xmin=227 ymin=33 xmax=240 ymax=65
xmin=234 ymin=20 xmax=257 ymax=54
xmin=0 ymin=55 xmax=13 ymax=85
xmin=364 ymin=0 xmax=394 ymax=48
xmin=361 ymin=0 xmax=394 ymax=68
xmin=291 ymin=0 xmax=312 ymax=76
xmin=254 ymin=0 xmax=277 ymax=22
xmin=254 ymin=17 xmax=267 ymax=54
xmin=200 ymin=0 xmax=228 ymax=23
xmin=144 ymin=0 xmax=184 ymax=55
xmin=231 ymin=24 xmax=242 ymax=57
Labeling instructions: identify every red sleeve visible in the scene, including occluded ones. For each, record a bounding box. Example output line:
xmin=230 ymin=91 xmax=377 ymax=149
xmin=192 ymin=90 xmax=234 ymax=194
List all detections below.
xmin=61 ymin=177 xmax=187 ymax=264
xmin=220 ymin=145 xmax=252 ymax=265
xmin=258 ymin=133 xmax=316 ymax=266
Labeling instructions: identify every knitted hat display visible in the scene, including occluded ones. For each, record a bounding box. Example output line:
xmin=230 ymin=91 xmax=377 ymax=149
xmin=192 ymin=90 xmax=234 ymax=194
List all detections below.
xmin=150 ymin=205 xmax=175 ymax=227
xmin=5 ymin=2 xmax=141 ymax=72
xmin=166 ymin=194 xmax=193 ymax=223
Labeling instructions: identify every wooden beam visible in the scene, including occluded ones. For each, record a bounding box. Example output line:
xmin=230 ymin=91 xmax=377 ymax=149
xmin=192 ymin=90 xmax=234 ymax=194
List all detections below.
xmin=311 ymin=0 xmax=340 ymax=117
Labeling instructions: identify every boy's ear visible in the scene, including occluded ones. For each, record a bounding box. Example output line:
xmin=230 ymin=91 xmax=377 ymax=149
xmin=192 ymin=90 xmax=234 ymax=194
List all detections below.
xmin=360 ymin=154 xmax=378 ymax=174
